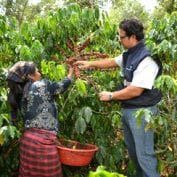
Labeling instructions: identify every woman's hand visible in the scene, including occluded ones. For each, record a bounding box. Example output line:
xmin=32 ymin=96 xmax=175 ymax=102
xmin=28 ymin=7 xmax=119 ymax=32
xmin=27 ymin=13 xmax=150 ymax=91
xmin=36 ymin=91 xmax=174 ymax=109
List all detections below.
xmin=67 ymin=65 xmax=74 ymax=78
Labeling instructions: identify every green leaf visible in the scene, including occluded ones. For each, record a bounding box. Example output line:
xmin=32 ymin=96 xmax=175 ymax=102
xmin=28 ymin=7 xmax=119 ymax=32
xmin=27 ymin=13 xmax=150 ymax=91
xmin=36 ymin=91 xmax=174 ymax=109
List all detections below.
xmin=82 ymin=106 xmax=92 ymax=123
xmin=0 ymin=114 xmax=9 ymax=126
xmin=144 ymin=110 xmax=152 ymax=123
xmin=155 ymin=75 xmax=177 ymax=94
xmin=75 ymin=79 xmax=87 ymax=96
xmin=134 ymin=109 xmax=145 ymax=128
xmin=8 ymin=126 xmax=16 ymax=139
xmin=89 ymin=165 xmax=126 ymax=177
xmin=75 ymin=117 xmax=86 ymax=134
xmin=0 ymin=116 xmax=3 ymax=127
xmin=20 ymin=45 xmax=32 ymax=60
xmin=158 ymin=116 xmax=164 ymax=125
xmin=31 ymin=40 xmax=44 ymax=59
xmin=0 ymin=126 xmax=8 ymax=142
xmin=0 ymin=134 xmax=4 ymax=145
xmin=56 ymin=64 xmax=66 ymax=79
xmin=94 ymin=7 xmax=100 ymax=20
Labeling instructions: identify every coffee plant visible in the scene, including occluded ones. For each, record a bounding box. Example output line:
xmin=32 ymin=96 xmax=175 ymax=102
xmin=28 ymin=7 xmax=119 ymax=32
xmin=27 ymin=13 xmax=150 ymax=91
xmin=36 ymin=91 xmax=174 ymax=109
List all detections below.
xmin=0 ymin=4 xmax=176 ymax=177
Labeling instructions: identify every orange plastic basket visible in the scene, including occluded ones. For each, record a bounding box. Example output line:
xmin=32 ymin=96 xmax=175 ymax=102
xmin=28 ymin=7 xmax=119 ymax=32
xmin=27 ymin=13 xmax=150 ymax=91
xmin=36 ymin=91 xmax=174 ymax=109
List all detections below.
xmin=57 ymin=139 xmax=98 ymax=166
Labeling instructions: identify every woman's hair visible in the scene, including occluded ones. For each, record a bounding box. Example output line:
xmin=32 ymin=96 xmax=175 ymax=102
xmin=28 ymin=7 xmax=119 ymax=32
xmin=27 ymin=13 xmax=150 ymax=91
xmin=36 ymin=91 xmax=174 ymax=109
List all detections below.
xmin=7 ymin=61 xmax=36 ymax=121
xmin=119 ymin=18 xmax=144 ymax=41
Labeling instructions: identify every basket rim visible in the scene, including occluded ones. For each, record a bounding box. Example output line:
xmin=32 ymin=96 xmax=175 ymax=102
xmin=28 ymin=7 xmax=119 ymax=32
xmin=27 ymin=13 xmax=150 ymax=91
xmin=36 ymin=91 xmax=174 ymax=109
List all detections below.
xmin=57 ymin=139 xmax=98 ymax=152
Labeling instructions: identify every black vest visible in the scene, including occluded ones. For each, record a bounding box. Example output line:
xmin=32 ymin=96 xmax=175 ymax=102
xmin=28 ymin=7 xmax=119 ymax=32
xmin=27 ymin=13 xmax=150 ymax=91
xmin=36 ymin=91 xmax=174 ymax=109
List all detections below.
xmin=118 ymin=41 xmax=162 ymax=108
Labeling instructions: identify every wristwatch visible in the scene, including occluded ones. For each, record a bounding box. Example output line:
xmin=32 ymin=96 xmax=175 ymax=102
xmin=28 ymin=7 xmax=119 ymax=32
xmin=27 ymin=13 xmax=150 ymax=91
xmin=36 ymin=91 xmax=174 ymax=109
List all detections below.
xmin=109 ymin=93 xmax=113 ymax=100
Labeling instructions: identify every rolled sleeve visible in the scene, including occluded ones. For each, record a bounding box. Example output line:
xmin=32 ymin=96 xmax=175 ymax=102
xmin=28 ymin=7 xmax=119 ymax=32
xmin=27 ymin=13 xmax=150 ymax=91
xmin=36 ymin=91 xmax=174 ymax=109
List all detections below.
xmin=114 ymin=54 xmax=123 ymax=67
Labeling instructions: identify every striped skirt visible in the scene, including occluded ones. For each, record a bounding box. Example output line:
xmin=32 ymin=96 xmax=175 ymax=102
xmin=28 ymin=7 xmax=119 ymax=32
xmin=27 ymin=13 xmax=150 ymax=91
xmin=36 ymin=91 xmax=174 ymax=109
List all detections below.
xmin=19 ymin=128 xmax=63 ymax=177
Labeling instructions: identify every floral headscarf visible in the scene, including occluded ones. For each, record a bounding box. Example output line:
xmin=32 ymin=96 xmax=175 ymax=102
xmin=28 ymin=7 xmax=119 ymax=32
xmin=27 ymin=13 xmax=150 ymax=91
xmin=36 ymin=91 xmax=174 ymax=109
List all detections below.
xmin=7 ymin=61 xmax=36 ymax=83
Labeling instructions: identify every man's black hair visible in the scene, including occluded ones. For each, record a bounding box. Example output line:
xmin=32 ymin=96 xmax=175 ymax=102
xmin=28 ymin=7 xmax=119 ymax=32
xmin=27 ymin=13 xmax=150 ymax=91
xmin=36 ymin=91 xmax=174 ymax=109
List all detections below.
xmin=119 ymin=18 xmax=144 ymax=41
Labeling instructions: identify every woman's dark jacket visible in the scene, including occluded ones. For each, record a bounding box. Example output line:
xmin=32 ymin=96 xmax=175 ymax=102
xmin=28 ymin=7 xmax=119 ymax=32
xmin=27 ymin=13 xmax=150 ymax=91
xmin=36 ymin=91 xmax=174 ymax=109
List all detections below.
xmin=20 ymin=77 xmax=72 ymax=134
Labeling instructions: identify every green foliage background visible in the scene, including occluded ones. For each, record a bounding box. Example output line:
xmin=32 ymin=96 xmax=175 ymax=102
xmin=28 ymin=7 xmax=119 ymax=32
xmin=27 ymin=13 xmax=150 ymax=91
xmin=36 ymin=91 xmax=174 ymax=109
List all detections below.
xmin=0 ymin=2 xmax=176 ymax=177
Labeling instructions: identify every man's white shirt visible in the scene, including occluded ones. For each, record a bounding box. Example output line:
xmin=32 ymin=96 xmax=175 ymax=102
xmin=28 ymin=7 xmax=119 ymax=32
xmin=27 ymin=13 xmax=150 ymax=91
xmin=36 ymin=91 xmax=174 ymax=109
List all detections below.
xmin=115 ymin=54 xmax=159 ymax=89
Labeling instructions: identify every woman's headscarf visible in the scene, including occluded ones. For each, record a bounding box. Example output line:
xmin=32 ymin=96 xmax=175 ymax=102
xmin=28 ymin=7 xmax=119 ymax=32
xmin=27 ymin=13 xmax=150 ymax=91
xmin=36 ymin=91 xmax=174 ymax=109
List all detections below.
xmin=7 ymin=61 xmax=36 ymax=83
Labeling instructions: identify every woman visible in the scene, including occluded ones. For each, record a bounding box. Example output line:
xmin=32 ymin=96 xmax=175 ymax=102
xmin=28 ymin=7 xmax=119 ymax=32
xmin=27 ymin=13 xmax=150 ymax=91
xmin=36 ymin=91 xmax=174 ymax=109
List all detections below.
xmin=7 ymin=61 xmax=73 ymax=177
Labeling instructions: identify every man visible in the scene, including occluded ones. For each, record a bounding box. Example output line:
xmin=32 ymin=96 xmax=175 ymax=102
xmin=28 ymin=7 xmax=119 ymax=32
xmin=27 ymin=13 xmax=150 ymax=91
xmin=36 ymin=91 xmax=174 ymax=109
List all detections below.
xmin=75 ymin=19 xmax=162 ymax=177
